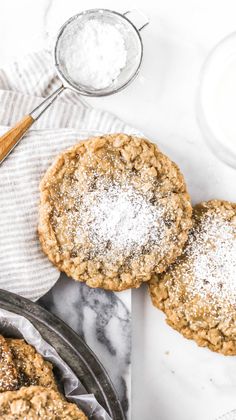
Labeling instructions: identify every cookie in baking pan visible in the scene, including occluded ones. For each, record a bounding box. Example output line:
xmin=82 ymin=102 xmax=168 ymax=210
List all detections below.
xmin=38 ymin=134 xmax=192 ymax=291
xmin=0 ymin=335 xmax=57 ymax=391
xmin=0 ymin=385 xmax=87 ymax=419
xmin=150 ymin=200 xmax=236 ymax=355
xmin=6 ymin=339 xmax=57 ymax=390
xmin=0 ymin=335 xmax=18 ymax=392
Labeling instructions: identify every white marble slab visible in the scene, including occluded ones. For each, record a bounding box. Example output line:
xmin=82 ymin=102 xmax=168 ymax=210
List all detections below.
xmin=1 ymin=1 xmax=236 ymax=419
xmin=40 ymin=276 xmax=131 ymax=416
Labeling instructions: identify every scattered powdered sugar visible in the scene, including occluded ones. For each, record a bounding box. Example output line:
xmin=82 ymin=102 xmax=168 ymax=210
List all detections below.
xmin=185 ymin=213 xmax=236 ymax=305
xmin=77 ymin=183 xmax=166 ymax=257
xmin=64 ymin=178 xmax=169 ymax=261
xmin=60 ymin=19 xmax=127 ymax=90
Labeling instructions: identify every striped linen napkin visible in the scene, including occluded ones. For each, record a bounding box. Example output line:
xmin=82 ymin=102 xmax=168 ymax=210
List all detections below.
xmin=0 ymin=50 xmax=138 ymax=301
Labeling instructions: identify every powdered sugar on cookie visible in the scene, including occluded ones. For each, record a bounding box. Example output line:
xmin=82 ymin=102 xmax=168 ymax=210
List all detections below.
xmin=149 ymin=201 xmax=236 ymax=355
xmin=74 ymin=180 xmax=167 ymax=259
xmin=186 ymin=214 xmax=236 ymax=305
xmin=39 ymin=134 xmax=192 ymax=290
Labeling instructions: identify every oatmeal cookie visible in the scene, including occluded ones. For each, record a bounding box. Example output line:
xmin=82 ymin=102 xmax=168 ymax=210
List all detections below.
xmin=39 ymin=134 xmax=192 ymax=291
xmin=0 ymin=385 xmax=87 ymax=419
xmin=6 ymin=339 xmax=57 ymax=390
xmin=149 ymin=200 xmax=236 ymax=355
xmin=0 ymin=335 xmax=18 ymax=391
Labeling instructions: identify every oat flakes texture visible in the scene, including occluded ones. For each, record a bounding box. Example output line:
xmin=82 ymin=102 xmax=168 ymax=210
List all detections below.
xmin=38 ymin=133 xmax=192 ymax=291
xmin=149 ymin=200 xmax=236 ymax=355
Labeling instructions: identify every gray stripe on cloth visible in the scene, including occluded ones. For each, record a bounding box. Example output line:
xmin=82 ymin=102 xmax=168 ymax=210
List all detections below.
xmin=0 ymin=50 xmax=140 ymax=301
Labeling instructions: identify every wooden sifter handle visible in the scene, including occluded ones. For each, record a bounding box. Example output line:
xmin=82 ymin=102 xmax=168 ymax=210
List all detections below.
xmin=0 ymin=86 xmax=64 ymax=166
xmin=0 ymin=115 xmax=34 ymax=165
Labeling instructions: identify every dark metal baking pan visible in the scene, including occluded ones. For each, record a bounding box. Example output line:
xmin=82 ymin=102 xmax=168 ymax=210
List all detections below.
xmin=0 ymin=289 xmax=125 ymax=420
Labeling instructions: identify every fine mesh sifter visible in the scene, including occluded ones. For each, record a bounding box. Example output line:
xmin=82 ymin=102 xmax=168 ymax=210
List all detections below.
xmin=0 ymin=9 xmax=149 ymax=165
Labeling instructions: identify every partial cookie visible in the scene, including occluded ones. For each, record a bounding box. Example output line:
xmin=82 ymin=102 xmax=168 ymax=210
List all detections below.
xmin=0 ymin=335 xmax=18 ymax=391
xmin=0 ymin=385 xmax=88 ymax=419
xmin=6 ymin=339 xmax=57 ymax=390
xmin=150 ymin=200 xmax=236 ymax=355
xmin=38 ymin=134 xmax=192 ymax=291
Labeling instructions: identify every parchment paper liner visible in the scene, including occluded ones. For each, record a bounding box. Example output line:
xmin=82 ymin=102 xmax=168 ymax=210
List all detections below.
xmin=0 ymin=308 xmax=111 ymax=420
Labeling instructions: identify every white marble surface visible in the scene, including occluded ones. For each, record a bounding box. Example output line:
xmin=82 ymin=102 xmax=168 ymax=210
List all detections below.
xmin=1 ymin=1 xmax=236 ymax=419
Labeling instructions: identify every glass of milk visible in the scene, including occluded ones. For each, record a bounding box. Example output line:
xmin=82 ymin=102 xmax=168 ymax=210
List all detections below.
xmin=198 ymin=32 xmax=236 ymax=168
